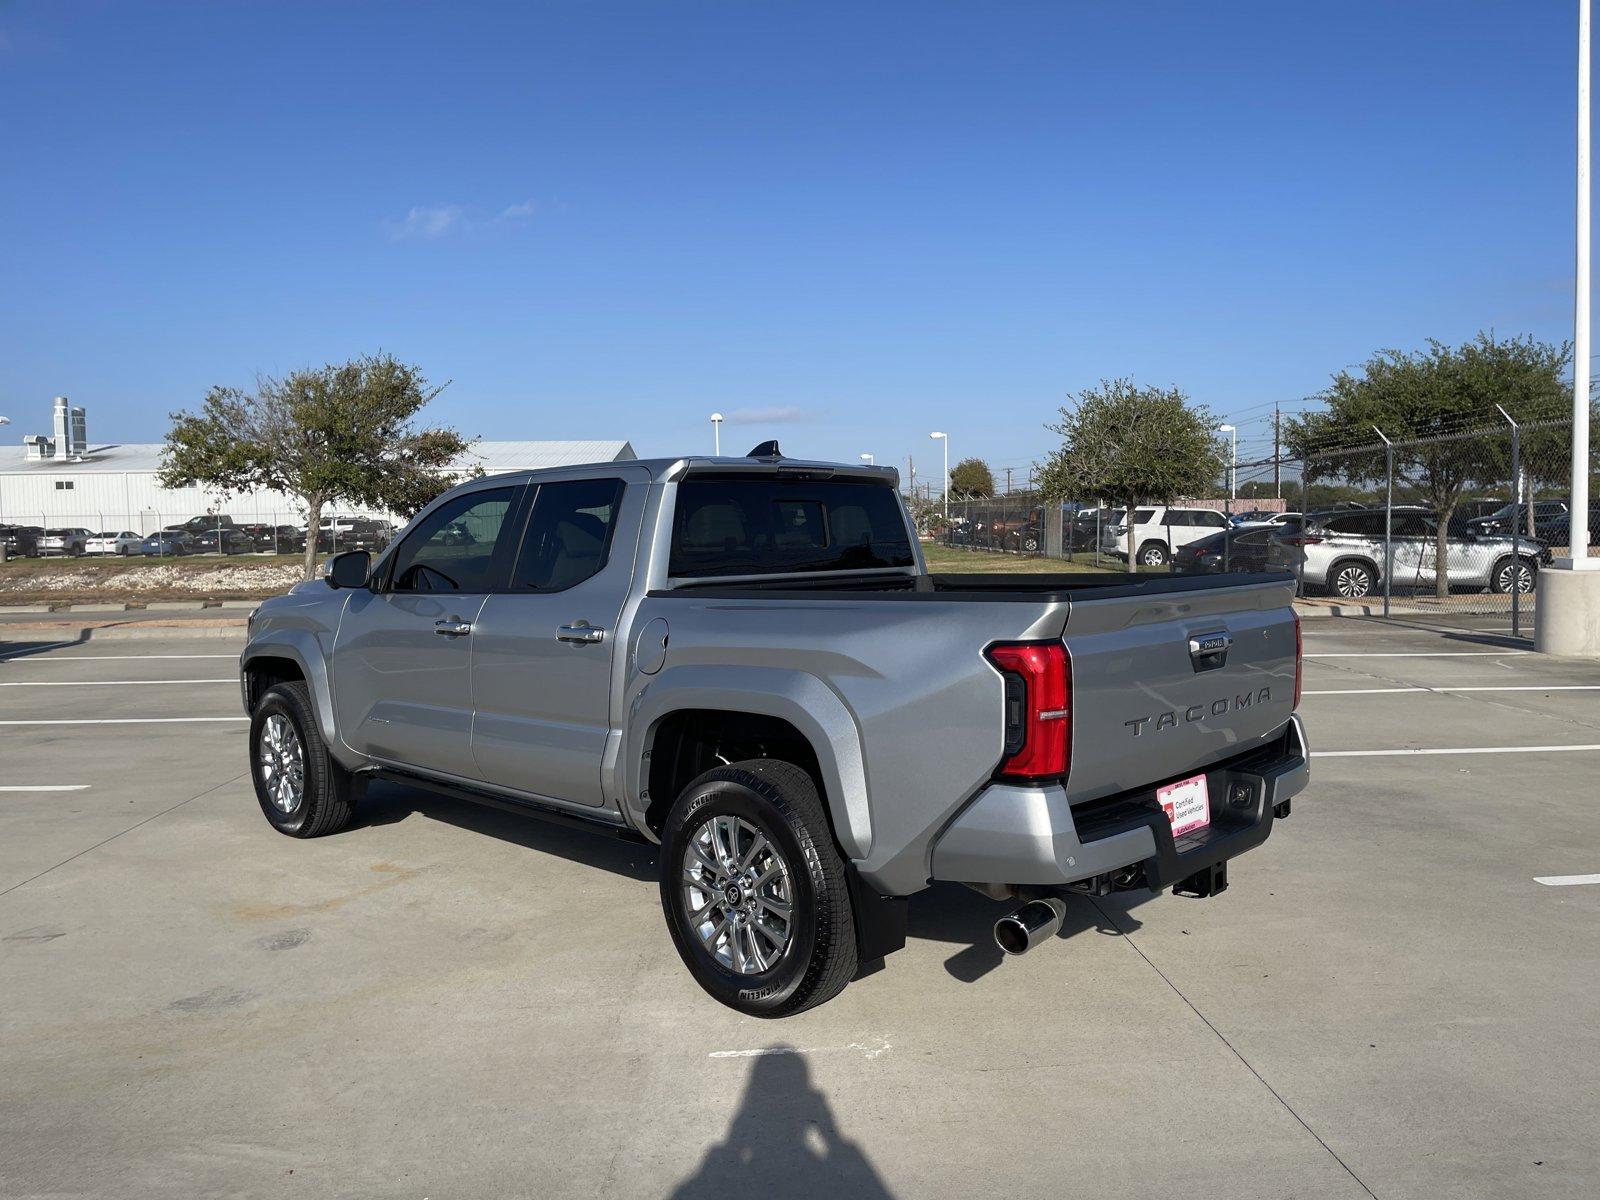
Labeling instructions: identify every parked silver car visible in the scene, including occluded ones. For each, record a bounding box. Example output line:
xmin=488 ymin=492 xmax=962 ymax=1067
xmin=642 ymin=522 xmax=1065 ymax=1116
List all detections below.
xmin=1270 ymin=509 xmax=1546 ymax=597
xmin=37 ymin=527 xmax=92 ymax=556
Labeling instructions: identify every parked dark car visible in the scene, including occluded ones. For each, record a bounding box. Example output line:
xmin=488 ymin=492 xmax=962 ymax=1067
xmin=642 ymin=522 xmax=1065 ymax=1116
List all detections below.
xmin=1468 ymin=500 xmax=1600 ymax=547
xmin=237 ymin=523 xmax=306 ymax=553
xmin=1 ymin=525 xmax=45 ymax=557
xmin=139 ymin=531 xmax=194 ymax=556
xmin=164 ymin=514 xmax=237 ymax=535
xmin=315 ymin=518 xmax=393 ymax=553
xmin=191 ymin=526 xmax=255 ymax=555
xmin=1174 ymin=524 xmax=1289 ymax=574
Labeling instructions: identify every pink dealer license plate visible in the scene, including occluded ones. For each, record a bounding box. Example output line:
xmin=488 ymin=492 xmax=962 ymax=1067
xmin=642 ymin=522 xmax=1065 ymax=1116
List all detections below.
xmin=1158 ymin=773 xmax=1211 ymax=838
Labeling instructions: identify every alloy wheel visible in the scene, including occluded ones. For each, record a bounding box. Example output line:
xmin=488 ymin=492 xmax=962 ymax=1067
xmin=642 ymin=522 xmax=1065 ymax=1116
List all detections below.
xmin=1335 ymin=566 xmax=1372 ymax=597
xmin=1499 ymin=561 xmax=1533 ymax=593
xmin=258 ymin=713 xmax=306 ymax=813
xmin=681 ymin=814 xmax=794 ymax=975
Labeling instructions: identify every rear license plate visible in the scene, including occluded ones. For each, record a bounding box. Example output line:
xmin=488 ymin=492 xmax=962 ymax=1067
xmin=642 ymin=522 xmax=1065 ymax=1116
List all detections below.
xmin=1158 ymin=773 xmax=1210 ymax=838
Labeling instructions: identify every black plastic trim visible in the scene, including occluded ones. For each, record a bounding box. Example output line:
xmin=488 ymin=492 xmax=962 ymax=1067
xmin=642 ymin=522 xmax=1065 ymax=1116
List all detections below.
xmin=359 ymin=764 xmax=647 ymax=842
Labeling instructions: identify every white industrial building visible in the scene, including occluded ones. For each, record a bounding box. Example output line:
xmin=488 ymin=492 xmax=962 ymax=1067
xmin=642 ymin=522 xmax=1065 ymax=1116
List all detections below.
xmin=0 ymin=397 xmax=635 ymax=531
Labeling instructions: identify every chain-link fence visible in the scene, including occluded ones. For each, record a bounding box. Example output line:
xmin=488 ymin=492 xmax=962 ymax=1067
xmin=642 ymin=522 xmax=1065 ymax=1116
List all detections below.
xmin=1294 ymin=416 xmax=1595 ymax=622
xmin=0 ymin=510 xmax=399 ymax=560
xmin=939 ymin=494 xmax=1286 ymax=573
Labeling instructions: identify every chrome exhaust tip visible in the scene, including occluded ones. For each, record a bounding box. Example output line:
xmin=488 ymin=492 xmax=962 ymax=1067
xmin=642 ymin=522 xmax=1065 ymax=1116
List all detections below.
xmin=994 ymin=896 xmax=1068 ymax=955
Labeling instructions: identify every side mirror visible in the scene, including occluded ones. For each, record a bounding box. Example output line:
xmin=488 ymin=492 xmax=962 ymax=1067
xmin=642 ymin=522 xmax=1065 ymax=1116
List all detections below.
xmin=326 ymin=549 xmax=372 ymax=589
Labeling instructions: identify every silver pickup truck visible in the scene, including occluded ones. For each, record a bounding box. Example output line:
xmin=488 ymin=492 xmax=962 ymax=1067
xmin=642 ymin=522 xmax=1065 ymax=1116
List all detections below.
xmin=241 ymin=444 xmax=1309 ymax=1016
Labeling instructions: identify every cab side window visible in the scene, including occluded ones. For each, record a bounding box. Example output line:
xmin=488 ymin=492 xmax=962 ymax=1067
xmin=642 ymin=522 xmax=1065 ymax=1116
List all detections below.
xmin=513 ymin=479 xmax=626 ymax=591
xmin=387 ymin=487 xmax=519 ymax=593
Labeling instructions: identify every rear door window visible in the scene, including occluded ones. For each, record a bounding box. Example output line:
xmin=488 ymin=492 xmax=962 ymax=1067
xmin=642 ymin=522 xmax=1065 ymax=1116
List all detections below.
xmin=513 ymin=478 xmax=627 ymax=591
xmin=670 ymin=476 xmax=914 ymax=577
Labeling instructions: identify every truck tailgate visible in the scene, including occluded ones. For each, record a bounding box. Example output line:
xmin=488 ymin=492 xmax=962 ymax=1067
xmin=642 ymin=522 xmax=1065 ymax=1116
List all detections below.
xmin=1063 ymin=576 xmax=1297 ymax=805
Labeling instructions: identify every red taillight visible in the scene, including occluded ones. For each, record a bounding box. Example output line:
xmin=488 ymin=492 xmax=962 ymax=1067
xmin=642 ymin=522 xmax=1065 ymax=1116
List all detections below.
xmin=985 ymin=642 xmax=1071 ymax=781
xmin=1281 ymin=534 xmax=1324 ymax=547
xmin=1292 ymin=610 xmax=1303 ymax=710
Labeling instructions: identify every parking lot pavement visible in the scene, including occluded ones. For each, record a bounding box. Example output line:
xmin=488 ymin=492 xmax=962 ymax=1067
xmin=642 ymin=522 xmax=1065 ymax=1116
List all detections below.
xmin=3 ymin=625 xmax=1598 ymax=1199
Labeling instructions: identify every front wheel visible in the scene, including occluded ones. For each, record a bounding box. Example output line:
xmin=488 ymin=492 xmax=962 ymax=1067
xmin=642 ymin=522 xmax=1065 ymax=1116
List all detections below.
xmin=1490 ymin=556 xmax=1537 ymax=595
xmin=249 ymin=681 xmax=357 ymax=837
xmin=659 ymin=760 xmax=857 ymax=1017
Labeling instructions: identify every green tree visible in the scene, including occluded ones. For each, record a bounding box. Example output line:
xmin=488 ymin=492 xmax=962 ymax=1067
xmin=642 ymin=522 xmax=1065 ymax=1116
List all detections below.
xmin=1037 ymin=378 xmax=1226 ymax=563
xmin=1285 ymin=333 xmax=1570 ymax=596
xmin=948 ymin=457 xmax=996 ymax=500
xmin=159 ymin=354 xmax=474 ymax=580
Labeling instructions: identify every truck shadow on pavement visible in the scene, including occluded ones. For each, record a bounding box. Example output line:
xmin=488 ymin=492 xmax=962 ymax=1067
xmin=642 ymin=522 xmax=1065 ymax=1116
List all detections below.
xmin=667 ymin=1050 xmax=895 ymax=1200
xmin=354 ymin=781 xmax=658 ymax=882
xmin=353 ymin=784 xmax=1160 ymax=981
xmin=907 ymin=883 xmax=1155 ymax=983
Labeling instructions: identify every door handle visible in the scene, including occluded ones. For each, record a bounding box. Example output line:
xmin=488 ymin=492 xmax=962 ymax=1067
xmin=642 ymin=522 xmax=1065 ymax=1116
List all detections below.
xmin=557 ymin=621 xmax=606 ymax=644
xmin=434 ymin=619 xmax=473 ymax=637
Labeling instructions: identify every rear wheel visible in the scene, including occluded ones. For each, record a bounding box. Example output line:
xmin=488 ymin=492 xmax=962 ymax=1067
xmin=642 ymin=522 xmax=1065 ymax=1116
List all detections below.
xmin=1137 ymin=541 xmax=1169 ymax=567
xmin=249 ymin=681 xmax=357 ymax=837
xmin=1330 ymin=559 xmax=1375 ymax=598
xmin=659 ymin=759 xmax=856 ymax=1017
xmin=1490 ymin=555 xmax=1537 ymax=594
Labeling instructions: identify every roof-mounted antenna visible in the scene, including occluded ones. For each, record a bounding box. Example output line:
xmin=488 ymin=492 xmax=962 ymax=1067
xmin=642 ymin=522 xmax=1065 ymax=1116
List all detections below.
xmin=746 ymin=440 xmax=782 ymax=459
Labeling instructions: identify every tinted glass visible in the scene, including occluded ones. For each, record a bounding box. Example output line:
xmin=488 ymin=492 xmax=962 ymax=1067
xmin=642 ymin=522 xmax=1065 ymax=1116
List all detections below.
xmin=670 ymin=477 xmax=914 ymax=577
xmin=1132 ymin=508 xmax=1157 ymax=524
xmin=1325 ymin=513 xmax=1384 ymax=536
xmin=388 ymin=487 xmax=517 ymax=593
xmin=1200 ymin=511 xmax=1228 ymax=527
xmin=513 ymin=478 xmax=626 ymax=591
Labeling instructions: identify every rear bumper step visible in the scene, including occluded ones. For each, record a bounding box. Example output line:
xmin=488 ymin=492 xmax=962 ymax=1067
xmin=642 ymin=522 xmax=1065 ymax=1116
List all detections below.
xmin=930 ymin=716 xmax=1309 ymax=892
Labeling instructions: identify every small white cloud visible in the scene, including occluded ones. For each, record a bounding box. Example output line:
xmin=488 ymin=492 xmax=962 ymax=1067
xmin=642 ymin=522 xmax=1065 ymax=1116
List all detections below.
xmin=498 ymin=201 xmax=536 ymax=221
xmin=726 ymin=406 xmax=811 ymax=425
xmin=386 ymin=204 xmax=464 ymax=241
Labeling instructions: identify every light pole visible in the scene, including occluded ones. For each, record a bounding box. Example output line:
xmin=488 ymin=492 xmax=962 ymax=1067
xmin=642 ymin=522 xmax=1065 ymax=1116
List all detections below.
xmin=859 ymin=453 xmax=874 ymax=466
xmin=929 ymin=432 xmax=949 ymax=519
xmin=710 ymin=412 xmax=724 ymax=456
xmin=1538 ymin=0 xmax=1600 ymax=658
xmin=1218 ymin=423 xmax=1237 ymax=503
xmin=1574 ymin=0 xmax=1593 ymax=562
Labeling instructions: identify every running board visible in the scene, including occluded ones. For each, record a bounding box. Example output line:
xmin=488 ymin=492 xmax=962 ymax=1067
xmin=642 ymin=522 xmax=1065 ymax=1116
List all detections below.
xmin=357 ymin=765 xmax=648 ymax=843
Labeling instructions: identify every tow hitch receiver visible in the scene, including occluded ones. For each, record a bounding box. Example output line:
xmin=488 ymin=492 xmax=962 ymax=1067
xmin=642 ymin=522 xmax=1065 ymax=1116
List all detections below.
xmin=1174 ymin=861 xmax=1228 ymax=898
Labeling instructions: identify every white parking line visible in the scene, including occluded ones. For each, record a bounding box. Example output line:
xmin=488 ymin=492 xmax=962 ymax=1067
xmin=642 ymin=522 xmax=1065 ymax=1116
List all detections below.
xmin=1534 ymin=874 xmax=1600 ymax=887
xmin=0 ymin=653 xmax=239 ymax=662
xmin=0 ymin=717 xmax=248 ymax=726
xmin=1316 ymin=744 xmax=1600 ymax=757
xmin=1306 ymin=685 xmax=1600 ymax=696
xmin=1304 ymin=651 xmax=1531 ymax=658
xmin=0 ymin=679 xmax=236 ymax=687
xmin=0 ymin=785 xmax=90 ymax=792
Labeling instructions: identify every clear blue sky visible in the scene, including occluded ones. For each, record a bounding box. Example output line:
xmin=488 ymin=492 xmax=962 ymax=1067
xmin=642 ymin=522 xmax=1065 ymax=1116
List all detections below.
xmin=0 ymin=0 xmax=1588 ymax=484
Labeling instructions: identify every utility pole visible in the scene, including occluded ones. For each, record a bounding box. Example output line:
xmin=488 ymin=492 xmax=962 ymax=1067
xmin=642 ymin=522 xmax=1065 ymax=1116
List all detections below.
xmin=1004 ymin=467 xmax=1013 ymax=495
xmin=1273 ymin=403 xmax=1282 ymax=500
xmin=907 ymin=455 xmax=915 ymax=499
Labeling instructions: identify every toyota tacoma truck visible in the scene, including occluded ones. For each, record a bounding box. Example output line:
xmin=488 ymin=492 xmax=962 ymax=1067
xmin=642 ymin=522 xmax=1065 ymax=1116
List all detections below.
xmin=241 ymin=443 xmax=1309 ymax=1016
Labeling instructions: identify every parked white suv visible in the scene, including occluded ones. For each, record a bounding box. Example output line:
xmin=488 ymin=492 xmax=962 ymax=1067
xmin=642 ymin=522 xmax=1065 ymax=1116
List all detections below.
xmin=1100 ymin=506 xmax=1230 ymax=566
